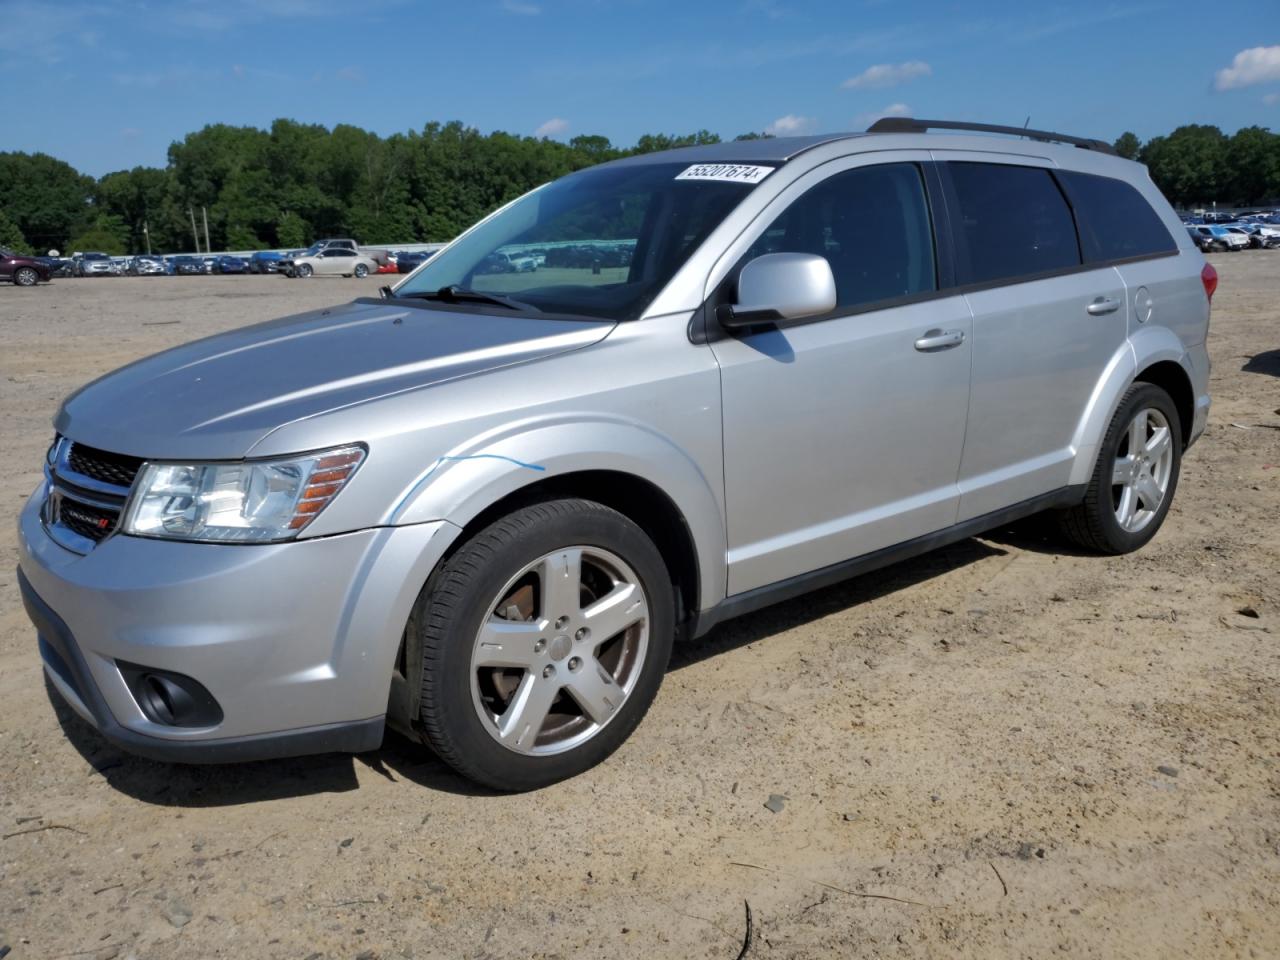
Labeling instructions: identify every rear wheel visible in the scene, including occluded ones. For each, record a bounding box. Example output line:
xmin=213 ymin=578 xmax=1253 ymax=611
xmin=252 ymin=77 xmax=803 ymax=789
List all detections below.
xmin=13 ymin=267 xmax=38 ymax=286
xmin=414 ymin=499 xmax=674 ymax=791
xmin=1059 ymin=383 xmax=1181 ymax=554
xmin=354 ymin=263 xmax=369 ymax=278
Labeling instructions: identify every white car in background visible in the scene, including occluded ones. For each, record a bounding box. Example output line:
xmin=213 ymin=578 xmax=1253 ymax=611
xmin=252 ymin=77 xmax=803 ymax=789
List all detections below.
xmin=284 ymin=248 xmax=379 ymax=278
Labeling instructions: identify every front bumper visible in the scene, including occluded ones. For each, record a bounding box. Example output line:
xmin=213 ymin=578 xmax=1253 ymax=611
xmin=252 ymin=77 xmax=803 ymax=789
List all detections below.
xmin=17 ymin=486 xmax=458 ymax=763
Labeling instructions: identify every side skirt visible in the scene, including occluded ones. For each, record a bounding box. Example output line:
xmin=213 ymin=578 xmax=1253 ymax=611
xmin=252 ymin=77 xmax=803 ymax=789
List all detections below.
xmin=689 ymin=485 xmax=1086 ymax=639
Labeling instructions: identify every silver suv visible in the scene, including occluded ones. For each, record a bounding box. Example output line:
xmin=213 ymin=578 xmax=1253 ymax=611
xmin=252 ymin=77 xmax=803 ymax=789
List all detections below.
xmin=18 ymin=118 xmax=1214 ymax=790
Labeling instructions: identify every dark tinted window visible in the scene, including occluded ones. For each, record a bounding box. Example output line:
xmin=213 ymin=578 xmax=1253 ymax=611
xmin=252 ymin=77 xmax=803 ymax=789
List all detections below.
xmin=947 ymin=162 xmax=1080 ymax=285
xmin=1057 ymin=170 xmax=1176 ymax=262
xmin=746 ymin=163 xmax=936 ymax=309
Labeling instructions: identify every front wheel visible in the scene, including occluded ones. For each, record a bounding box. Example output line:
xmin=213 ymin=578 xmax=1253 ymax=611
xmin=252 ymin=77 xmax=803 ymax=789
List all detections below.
xmin=1059 ymin=383 xmax=1181 ymax=554
xmin=354 ymin=263 xmax=369 ymax=278
xmin=13 ymin=267 xmax=39 ymax=286
xmin=414 ymin=499 xmax=674 ymax=791
xmin=296 ymin=263 xmax=313 ymax=278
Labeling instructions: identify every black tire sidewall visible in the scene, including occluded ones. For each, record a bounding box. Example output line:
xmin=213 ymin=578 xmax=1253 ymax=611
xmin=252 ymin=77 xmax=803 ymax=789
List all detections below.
xmin=419 ymin=501 xmax=674 ymax=791
xmin=1090 ymin=383 xmax=1182 ymax=552
xmin=15 ymin=268 xmax=36 ymax=286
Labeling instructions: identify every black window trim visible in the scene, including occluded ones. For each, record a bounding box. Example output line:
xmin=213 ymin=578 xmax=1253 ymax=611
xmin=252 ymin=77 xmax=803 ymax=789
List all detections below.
xmin=696 ymin=157 xmax=1183 ymax=344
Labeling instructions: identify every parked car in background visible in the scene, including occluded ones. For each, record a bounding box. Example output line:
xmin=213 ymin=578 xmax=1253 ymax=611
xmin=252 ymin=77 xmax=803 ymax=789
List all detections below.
xmin=1191 ymin=225 xmax=1248 ymax=251
xmin=214 ymin=255 xmax=248 ymax=274
xmin=377 ymin=258 xmax=399 ymax=275
xmin=74 ymin=252 xmax=116 ymax=277
xmin=1239 ymin=223 xmax=1280 ymax=248
xmin=41 ymin=257 xmax=76 ymax=278
xmin=128 ymin=256 xmax=167 ymax=276
xmin=396 ymin=250 xmax=435 ymax=273
xmin=247 ymin=251 xmax=283 ymax=274
xmin=200 ymin=257 xmax=217 ymax=274
xmin=1 ymin=248 xmax=53 ymax=286
xmin=281 ymin=247 xmax=378 ymax=278
xmin=478 ymin=250 xmax=537 ymax=274
xmin=169 ymin=255 xmax=205 ymax=275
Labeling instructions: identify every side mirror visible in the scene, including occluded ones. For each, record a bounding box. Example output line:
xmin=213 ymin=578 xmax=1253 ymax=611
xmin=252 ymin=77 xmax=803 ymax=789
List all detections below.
xmin=717 ymin=252 xmax=837 ymax=329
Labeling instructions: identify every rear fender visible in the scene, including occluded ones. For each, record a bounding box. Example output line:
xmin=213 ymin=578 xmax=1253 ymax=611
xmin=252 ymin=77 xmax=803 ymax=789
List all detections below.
xmin=1067 ymin=327 xmax=1192 ymax=486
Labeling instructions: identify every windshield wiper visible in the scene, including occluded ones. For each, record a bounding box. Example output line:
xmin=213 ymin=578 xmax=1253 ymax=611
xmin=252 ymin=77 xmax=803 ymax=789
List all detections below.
xmin=396 ymin=285 xmax=540 ymax=313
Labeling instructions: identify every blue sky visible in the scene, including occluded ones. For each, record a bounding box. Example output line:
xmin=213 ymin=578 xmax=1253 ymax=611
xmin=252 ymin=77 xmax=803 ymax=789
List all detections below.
xmin=4 ymin=0 xmax=1278 ymax=177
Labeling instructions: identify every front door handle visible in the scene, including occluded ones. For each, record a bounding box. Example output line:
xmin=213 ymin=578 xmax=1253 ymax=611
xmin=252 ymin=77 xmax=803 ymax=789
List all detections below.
xmin=1086 ymin=296 xmax=1121 ymax=316
xmin=914 ymin=328 xmax=965 ymax=352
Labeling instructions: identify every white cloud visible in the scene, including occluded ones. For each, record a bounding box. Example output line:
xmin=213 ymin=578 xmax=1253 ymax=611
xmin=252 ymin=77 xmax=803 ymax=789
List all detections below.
xmin=764 ymin=114 xmax=817 ymax=136
xmin=502 ymin=0 xmax=541 ymax=13
xmin=535 ymin=117 xmax=570 ymax=138
xmin=1214 ymin=45 xmax=1280 ymax=91
xmin=854 ymin=102 xmax=912 ymax=127
xmin=1265 ymin=92 xmax=1280 ymax=106
xmin=842 ymin=60 xmax=931 ymax=90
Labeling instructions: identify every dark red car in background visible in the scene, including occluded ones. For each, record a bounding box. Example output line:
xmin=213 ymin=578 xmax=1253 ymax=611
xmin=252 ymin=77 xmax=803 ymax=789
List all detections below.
xmin=1 ymin=248 xmax=53 ymax=286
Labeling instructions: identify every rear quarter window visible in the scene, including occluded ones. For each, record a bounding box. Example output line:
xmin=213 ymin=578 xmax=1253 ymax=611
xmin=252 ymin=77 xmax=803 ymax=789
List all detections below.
xmin=1056 ymin=170 xmax=1177 ymax=263
xmin=946 ymin=162 xmax=1081 ymax=286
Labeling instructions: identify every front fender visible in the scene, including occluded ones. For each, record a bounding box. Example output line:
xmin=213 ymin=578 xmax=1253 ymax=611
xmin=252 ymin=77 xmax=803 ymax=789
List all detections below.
xmin=389 ymin=415 xmax=728 ymax=612
xmin=1067 ymin=327 xmax=1193 ymax=486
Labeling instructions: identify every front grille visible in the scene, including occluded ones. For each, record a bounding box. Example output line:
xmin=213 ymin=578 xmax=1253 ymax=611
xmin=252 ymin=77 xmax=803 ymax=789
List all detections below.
xmin=67 ymin=442 xmax=144 ymax=489
xmin=58 ymin=498 xmax=118 ymax=543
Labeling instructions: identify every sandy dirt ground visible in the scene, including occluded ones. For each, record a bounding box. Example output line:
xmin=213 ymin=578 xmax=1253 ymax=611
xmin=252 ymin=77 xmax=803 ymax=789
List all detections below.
xmin=0 ymin=260 xmax=1276 ymax=960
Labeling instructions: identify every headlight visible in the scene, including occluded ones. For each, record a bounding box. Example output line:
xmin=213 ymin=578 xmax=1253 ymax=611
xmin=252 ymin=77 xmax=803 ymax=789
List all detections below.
xmin=121 ymin=445 xmax=365 ymax=543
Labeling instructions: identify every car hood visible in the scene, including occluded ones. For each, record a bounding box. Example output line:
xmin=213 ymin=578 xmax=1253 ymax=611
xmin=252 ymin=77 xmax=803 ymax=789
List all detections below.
xmin=56 ymin=299 xmax=615 ymax=460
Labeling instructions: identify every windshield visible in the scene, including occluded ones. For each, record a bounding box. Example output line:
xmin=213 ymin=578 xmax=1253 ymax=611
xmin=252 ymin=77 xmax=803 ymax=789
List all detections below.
xmin=396 ymin=161 xmax=770 ymax=320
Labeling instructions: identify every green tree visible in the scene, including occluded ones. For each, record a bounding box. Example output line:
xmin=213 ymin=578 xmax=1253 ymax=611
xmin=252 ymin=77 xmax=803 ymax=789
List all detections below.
xmin=0 ymin=152 xmax=93 ymax=252
xmin=67 ymin=214 xmax=129 ymax=255
xmin=1141 ymin=125 xmax=1229 ymax=207
xmin=1113 ymin=131 xmax=1141 ymax=161
xmin=225 ymin=225 xmax=261 ymax=250
xmin=0 ymin=210 xmax=31 ymax=253
xmin=276 ymin=211 xmax=309 ymax=248
xmin=1224 ymin=126 xmax=1280 ymax=205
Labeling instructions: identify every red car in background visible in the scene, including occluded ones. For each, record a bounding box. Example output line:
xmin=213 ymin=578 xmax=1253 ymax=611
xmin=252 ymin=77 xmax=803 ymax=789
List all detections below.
xmin=1 ymin=248 xmax=53 ymax=286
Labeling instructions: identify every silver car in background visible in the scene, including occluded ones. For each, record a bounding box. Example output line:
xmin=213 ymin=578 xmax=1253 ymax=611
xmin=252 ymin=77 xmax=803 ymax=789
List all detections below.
xmin=18 ymin=118 xmax=1213 ymax=791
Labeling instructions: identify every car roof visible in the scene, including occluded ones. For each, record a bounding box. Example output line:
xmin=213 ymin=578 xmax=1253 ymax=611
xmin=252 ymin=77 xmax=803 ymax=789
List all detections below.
xmin=605 ymin=133 xmax=870 ymax=168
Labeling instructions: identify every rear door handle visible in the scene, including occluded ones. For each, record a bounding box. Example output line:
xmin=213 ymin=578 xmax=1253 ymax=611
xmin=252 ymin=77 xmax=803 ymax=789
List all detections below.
xmin=1086 ymin=297 xmax=1121 ymax=316
xmin=914 ymin=328 xmax=965 ymax=352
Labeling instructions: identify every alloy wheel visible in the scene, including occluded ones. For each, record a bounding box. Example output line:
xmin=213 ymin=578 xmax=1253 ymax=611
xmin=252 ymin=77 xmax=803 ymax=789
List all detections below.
xmin=1111 ymin=407 xmax=1174 ymax=533
xmin=469 ymin=546 xmax=650 ymax=756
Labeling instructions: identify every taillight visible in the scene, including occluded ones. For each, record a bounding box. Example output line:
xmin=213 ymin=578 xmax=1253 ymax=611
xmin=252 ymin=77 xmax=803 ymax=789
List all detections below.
xmin=1201 ymin=262 xmax=1218 ymax=302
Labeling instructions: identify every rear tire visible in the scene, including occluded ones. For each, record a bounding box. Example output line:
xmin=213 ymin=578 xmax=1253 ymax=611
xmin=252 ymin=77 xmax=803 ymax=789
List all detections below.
xmin=414 ymin=499 xmax=674 ymax=791
xmin=354 ymin=263 xmax=369 ymax=278
xmin=1058 ymin=383 xmax=1181 ymax=554
xmin=13 ymin=267 xmax=38 ymax=287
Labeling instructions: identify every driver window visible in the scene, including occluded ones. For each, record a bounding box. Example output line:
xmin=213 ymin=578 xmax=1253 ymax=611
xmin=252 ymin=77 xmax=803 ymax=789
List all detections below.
xmin=746 ymin=163 xmax=937 ymax=309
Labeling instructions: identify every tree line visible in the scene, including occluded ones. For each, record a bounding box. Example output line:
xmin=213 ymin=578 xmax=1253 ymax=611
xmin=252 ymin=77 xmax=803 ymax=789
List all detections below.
xmin=0 ymin=119 xmax=1275 ymax=256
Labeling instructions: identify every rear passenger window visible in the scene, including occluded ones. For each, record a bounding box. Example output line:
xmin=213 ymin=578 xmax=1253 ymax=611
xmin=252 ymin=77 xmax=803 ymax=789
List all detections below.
xmin=1056 ymin=170 xmax=1177 ymax=263
xmin=947 ymin=162 xmax=1080 ymax=285
xmin=745 ymin=163 xmax=936 ymax=310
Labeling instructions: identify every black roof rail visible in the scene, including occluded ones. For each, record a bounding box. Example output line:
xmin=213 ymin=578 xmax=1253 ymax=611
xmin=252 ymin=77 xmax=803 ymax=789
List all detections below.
xmin=865 ymin=117 xmax=1116 ymax=155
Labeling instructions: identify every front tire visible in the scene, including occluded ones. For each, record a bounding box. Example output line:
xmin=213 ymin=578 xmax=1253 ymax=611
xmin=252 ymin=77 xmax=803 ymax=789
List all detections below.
xmin=1059 ymin=383 xmax=1181 ymax=554
xmin=13 ymin=267 xmax=38 ymax=286
xmin=414 ymin=499 xmax=674 ymax=791
xmin=296 ymin=263 xmax=313 ymax=278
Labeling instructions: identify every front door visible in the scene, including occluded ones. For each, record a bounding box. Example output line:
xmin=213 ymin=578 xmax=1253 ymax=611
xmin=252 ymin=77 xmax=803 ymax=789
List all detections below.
xmin=711 ymin=157 xmax=972 ymax=595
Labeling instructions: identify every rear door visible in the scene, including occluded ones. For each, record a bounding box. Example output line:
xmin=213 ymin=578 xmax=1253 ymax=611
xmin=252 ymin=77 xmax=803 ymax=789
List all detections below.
xmin=937 ymin=156 xmax=1128 ymax=521
xmin=1055 ymin=169 xmax=1195 ymax=347
xmin=711 ymin=154 xmax=973 ymax=594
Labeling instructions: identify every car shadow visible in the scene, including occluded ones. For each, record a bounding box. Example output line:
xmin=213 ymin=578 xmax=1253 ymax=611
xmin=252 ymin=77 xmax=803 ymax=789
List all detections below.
xmin=1242 ymin=348 xmax=1280 ymax=377
xmin=47 ymin=676 xmax=494 ymax=806
xmin=671 ymin=535 xmax=1008 ymax=670
xmin=56 ymin=528 xmax=1059 ymax=805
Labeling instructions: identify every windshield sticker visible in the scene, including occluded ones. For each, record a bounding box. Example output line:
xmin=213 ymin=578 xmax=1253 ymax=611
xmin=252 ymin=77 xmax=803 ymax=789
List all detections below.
xmin=675 ymin=164 xmax=775 ymax=184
